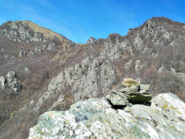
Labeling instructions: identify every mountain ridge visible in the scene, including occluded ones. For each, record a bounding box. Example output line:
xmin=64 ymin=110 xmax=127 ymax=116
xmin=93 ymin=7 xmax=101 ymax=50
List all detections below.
xmin=1 ymin=16 xmax=185 ymax=44
xmin=0 ymin=17 xmax=185 ymax=138
xmin=1 ymin=20 xmax=72 ymax=42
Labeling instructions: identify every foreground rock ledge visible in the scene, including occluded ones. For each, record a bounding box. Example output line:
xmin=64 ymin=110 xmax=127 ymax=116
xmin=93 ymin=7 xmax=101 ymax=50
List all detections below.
xmin=29 ymin=93 xmax=185 ymax=139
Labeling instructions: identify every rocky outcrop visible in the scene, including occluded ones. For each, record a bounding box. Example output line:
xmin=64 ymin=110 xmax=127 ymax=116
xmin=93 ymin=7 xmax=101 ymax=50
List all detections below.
xmin=28 ymin=79 xmax=185 ymax=138
xmin=106 ymin=79 xmax=152 ymax=108
xmin=0 ymin=71 xmax=21 ymax=94
xmin=0 ymin=21 xmax=44 ymax=43
xmin=86 ymin=37 xmax=96 ymax=44
xmin=1 ymin=17 xmax=185 ymax=139
xmin=0 ymin=21 xmax=72 ymax=46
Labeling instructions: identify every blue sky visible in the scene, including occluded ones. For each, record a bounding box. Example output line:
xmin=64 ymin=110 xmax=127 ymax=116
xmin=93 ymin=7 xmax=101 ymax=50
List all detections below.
xmin=0 ymin=0 xmax=185 ymax=43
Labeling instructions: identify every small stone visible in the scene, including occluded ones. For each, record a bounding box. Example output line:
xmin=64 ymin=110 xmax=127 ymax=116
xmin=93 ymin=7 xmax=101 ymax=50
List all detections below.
xmin=170 ymin=68 xmax=176 ymax=73
xmin=19 ymin=50 xmax=26 ymax=57
xmin=118 ymin=87 xmax=131 ymax=93
xmin=118 ymin=86 xmax=139 ymax=93
xmin=24 ymin=67 xmax=30 ymax=73
xmin=122 ymin=78 xmax=140 ymax=87
xmin=106 ymin=92 xmax=129 ymax=106
xmin=158 ymin=65 xmax=165 ymax=73
xmin=140 ymin=84 xmax=150 ymax=93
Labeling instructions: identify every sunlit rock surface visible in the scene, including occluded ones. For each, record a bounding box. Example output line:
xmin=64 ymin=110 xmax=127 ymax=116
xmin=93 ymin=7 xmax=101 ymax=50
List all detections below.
xmin=1 ymin=17 xmax=185 ymax=139
xmin=29 ymin=93 xmax=185 ymax=139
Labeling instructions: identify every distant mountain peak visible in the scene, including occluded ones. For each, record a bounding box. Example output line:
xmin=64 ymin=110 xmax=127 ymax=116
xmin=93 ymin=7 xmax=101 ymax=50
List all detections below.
xmin=0 ymin=20 xmax=72 ymax=45
xmin=17 ymin=20 xmax=70 ymax=42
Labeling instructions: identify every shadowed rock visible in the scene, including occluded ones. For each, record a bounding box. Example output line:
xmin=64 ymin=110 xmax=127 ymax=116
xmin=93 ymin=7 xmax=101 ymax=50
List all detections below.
xmin=107 ymin=78 xmax=152 ymax=108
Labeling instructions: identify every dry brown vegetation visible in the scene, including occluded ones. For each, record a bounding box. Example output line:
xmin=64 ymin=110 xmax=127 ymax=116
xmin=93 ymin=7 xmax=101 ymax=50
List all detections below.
xmin=1 ymin=17 xmax=185 ymax=138
xmin=17 ymin=21 xmax=71 ymax=44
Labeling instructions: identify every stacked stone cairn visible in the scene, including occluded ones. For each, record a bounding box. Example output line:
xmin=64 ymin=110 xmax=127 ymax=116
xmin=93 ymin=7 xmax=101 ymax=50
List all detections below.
xmin=106 ymin=78 xmax=152 ymax=108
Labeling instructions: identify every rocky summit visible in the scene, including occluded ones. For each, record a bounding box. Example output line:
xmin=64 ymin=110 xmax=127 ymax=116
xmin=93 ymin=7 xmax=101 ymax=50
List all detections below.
xmin=28 ymin=79 xmax=185 ymax=139
xmin=1 ymin=17 xmax=185 ymax=139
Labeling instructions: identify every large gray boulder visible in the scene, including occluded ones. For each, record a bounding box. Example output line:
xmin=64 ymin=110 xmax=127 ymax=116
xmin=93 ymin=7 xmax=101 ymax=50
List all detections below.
xmin=29 ymin=93 xmax=185 ymax=139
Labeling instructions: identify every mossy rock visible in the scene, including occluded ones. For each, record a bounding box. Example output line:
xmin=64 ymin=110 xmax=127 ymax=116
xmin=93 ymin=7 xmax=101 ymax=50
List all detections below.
xmin=126 ymin=92 xmax=152 ymax=104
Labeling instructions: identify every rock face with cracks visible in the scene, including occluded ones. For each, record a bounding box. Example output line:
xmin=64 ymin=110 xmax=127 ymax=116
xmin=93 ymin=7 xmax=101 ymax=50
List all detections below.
xmin=29 ymin=80 xmax=185 ymax=139
xmin=29 ymin=93 xmax=185 ymax=139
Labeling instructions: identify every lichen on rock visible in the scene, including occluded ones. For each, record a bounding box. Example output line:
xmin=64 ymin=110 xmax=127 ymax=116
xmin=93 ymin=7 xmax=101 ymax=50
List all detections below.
xmin=28 ymin=79 xmax=185 ymax=139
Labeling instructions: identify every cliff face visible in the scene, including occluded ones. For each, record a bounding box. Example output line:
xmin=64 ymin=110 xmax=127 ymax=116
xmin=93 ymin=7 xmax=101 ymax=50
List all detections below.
xmin=0 ymin=17 xmax=185 ymax=139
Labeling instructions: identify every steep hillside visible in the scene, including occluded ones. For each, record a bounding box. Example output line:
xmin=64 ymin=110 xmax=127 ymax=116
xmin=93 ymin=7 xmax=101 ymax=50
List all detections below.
xmin=0 ymin=20 xmax=72 ymax=45
xmin=0 ymin=17 xmax=185 ymax=139
xmin=0 ymin=20 xmax=79 ymax=132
